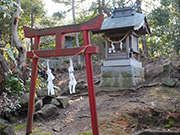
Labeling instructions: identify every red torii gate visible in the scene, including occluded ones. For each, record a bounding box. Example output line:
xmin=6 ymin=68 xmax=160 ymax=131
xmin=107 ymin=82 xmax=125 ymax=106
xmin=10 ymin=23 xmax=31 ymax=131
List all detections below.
xmin=24 ymin=14 xmax=103 ymax=135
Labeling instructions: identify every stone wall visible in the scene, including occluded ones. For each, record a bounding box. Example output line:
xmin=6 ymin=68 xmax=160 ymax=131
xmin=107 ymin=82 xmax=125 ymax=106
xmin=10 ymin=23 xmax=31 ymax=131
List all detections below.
xmin=100 ymin=66 xmax=144 ymax=89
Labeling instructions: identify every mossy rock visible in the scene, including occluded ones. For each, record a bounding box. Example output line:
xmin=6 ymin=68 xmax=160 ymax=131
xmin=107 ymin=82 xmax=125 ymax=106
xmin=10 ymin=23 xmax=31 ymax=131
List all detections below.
xmin=122 ymin=77 xmax=134 ymax=88
xmin=113 ymin=78 xmax=122 ymax=87
xmin=101 ymin=70 xmax=114 ymax=78
xmin=0 ymin=119 xmax=15 ymax=135
xmin=100 ymin=77 xmax=114 ymax=87
xmin=121 ymin=71 xmax=133 ymax=77
xmin=162 ymin=78 xmax=177 ymax=87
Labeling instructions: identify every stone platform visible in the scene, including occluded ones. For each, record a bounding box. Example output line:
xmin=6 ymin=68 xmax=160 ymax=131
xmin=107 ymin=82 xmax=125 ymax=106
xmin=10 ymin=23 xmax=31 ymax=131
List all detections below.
xmin=100 ymin=59 xmax=144 ymax=89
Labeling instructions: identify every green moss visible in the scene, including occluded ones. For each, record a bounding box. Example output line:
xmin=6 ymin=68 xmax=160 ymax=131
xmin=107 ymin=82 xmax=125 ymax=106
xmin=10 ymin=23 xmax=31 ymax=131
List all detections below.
xmin=169 ymin=119 xmax=175 ymax=126
xmin=32 ymin=129 xmax=43 ymax=133
xmin=102 ymin=70 xmax=114 ymax=78
xmin=113 ymin=78 xmax=121 ymax=87
xmin=117 ymin=129 xmax=127 ymax=135
xmin=34 ymin=122 xmax=40 ymax=127
xmin=29 ymin=132 xmax=52 ymax=135
xmin=148 ymin=86 xmax=179 ymax=98
xmin=77 ymin=131 xmax=92 ymax=135
xmin=13 ymin=123 xmax=26 ymax=131
xmin=165 ymin=118 xmax=175 ymax=128
xmin=122 ymin=77 xmax=133 ymax=87
xmin=121 ymin=71 xmax=132 ymax=77
xmin=0 ymin=124 xmax=7 ymax=128
xmin=157 ymin=87 xmax=178 ymax=96
xmin=100 ymin=78 xmax=112 ymax=87
xmin=165 ymin=124 xmax=171 ymax=128
xmin=36 ymin=132 xmax=52 ymax=135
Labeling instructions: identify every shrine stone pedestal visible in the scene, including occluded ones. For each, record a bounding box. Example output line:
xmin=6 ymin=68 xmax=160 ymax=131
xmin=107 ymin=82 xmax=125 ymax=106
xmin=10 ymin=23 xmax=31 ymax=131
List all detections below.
xmin=100 ymin=59 xmax=144 ymax=89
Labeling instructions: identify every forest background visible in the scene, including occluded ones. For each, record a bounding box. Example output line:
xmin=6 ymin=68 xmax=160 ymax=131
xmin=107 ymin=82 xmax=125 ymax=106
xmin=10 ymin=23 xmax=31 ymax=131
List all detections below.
xmin=0 ymin=0 xmax=180 ymax=116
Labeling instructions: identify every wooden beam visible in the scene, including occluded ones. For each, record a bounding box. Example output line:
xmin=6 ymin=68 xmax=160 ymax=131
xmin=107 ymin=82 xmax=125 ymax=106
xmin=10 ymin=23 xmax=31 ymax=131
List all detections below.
xmin=105 ymin=32 xmax=128 ymax=38
xmin=23 ymin=14 xmax=104 ymax=38
xmin=26 ymin=46 xmax=99 ymax=58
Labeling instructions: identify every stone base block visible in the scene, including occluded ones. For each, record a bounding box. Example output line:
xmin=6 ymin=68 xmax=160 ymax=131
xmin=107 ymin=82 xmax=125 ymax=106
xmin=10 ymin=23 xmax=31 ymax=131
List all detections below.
xmin=100 ymin=65 xmax=144 ymax=89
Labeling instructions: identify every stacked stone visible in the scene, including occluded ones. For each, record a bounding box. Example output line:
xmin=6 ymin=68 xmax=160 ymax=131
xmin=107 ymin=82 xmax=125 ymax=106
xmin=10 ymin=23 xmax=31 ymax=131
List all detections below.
xmin=100 ymin=65 xmax=144 ymax=89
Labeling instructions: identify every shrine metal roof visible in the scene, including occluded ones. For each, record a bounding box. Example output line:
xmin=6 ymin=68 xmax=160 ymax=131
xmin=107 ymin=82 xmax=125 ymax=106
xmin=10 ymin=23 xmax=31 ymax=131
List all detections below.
xmin=102 ymin=13 xmax=145 ymax=30
xmin=94 ymin=12 xmax=150 ymax=35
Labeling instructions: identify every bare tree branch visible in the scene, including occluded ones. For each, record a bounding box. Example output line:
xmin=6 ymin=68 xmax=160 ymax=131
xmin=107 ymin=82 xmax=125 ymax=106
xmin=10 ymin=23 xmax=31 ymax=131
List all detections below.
xmin=11 ymin=0 xmax=26 ymax=68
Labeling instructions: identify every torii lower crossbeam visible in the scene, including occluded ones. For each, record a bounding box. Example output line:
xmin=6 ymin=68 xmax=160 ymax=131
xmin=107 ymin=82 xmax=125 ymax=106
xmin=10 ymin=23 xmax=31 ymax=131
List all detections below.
xmin=24 ymin=14 xmax=103 ymax=135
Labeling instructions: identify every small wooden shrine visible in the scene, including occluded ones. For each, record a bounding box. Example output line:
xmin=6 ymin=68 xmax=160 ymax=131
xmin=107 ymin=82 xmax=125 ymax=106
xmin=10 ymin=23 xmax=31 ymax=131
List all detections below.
xmin=94 ymin=6 xmax=150 ymax=88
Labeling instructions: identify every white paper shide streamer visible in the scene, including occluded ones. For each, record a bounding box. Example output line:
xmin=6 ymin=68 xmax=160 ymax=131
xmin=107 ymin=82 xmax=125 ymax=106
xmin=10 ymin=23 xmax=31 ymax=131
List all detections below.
xmin=109 ymin=42 xmax=116 ymax=53
xmin=68 ymin=58 xmax=77 ymax=94
xmin=46 ymin=59 xmax=55 ymax=95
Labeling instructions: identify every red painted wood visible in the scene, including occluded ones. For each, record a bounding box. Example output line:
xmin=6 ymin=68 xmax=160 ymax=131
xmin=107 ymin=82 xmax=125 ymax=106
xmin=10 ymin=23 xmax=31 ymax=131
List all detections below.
xmin=25 ymin=14 xmax=103 ymax=135
xmin=26 ymin=46 xmax=99 ymax=58
xmin=83 ymin=30 xmax=99 ymax=135
xmin=23 ymin=14 xmax=103 ymax=38
xmin=26 ymin=37 xmax=40 ymax=134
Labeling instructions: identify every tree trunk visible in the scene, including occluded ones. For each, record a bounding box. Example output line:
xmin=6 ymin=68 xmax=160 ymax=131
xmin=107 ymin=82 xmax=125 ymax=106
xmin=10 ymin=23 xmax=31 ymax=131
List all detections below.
xmin=141 ymin=35 xmax=148 ymax=56
xmin=12 ymin=0 xmax=26 ymax=68
xmin=0 ymin=49 xmax=9 ymax=73
xmin=136 ymin=0 xmax=142 ymax=13
xmin=102 ymin=0 xmax=111 ymax=17
xmin=72 ymin=0 xmax=81 ymax=66
xmin=136 ymin=0 xmax=149 ymax=56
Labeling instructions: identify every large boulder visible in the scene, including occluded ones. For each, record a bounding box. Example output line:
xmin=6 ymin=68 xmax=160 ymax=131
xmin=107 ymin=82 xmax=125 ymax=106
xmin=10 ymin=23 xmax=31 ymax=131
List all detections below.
xmin=56 ymin=96 xmax=69 ymax=108
xmin=19 ymin=93 xmax=38 ymax=109
xmin=34 ymin=104 xmax=59 ymax=120
xmin=36 ymin=87 xmax=61 ymax=97
xmin=36 ymin=88 xmax=48 ymax=97
xmin=76 ymin=81 xmax=87 ymax=90
xmin=75 ymin=81 xmax=88 ymax=94
xmin=0 ymin=119 xmax=15 ymax=135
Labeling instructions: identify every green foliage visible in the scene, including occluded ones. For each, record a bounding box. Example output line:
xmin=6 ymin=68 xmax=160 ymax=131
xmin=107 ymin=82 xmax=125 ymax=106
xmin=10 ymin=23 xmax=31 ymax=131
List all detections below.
xmin=147 ymin=0 xmax=180 ymax=58
xmin=20 ymin=0 xmax=46 ymax=26
xmin=3 ymin=44 xmax=27 ymax=95
xmin=0 ymin=0 xmax=58 ymax=115
xmin=0 ymin=0 xmax=54 ymax=46
xmin=0 ymin=92 xmax=21 ymax=113
xmin=3 ymin=76 xmax=25 ymax=96
xmin=4 ymin=43 xmax=18 ymax=66
xmin=0 ymin=0 xmax=16 ymax=18
xmin=52 ymin=0 xmax=71 ymax=6
xmin=40 ymin=36 xmax=56 ymax=50
xmin=36 ymin=75 xmax=47 ymax=90
xmin=52 ymin=11 xmax=65 ymax=19
xmin=150 ymin=8 xmax=170 ymax=26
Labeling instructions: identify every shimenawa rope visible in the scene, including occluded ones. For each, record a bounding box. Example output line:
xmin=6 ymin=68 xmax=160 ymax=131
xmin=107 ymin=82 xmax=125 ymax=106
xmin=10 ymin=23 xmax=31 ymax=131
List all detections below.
xmin=31 ymin=44 xmax=91 ymax=62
